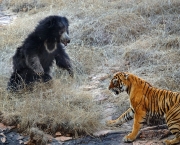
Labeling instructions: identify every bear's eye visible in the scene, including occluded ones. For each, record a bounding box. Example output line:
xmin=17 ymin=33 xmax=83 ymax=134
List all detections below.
xmin=58 ymin=22 xmax=64 ymax=28
xmin=59 ymin=29 xmax=65 ymax=35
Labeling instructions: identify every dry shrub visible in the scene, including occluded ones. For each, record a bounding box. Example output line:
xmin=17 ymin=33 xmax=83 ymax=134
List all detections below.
xmin=123 ymin=49 xmax=149 ymax=68
xmin=72 ymin=12 xmax=149 ymax=46
xmin=1 ymin=112 xmax=21 ymax=126
xmin=70 ymin=0 xmax=180 ymax=46
xmin=134 ymin=0 xmax=180 ymax=16
xmin=0 ymin=13 xmax=48 ymax=49
xmin=27 ymin=127 xmax=48 ymax=145
xmin=68 ymin=46 xmax=108 ymax=74
xmin=0 ymin=79 xmax=103 ymax=137
xmin=153 ymin=37 xmax=180 ymax=50
xmin=154 ymin=68 xmax=180 ymax=91
xmin=1 ymin=0 xmax=64 ymax=13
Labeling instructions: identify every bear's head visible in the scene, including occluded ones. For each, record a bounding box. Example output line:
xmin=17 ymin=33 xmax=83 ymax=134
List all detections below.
xmin=36 ymin=15 xmax=70 ymax=46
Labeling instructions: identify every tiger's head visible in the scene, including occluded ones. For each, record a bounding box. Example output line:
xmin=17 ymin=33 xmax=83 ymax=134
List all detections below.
xmin=109 ymin=72 xmax=129 ymax=95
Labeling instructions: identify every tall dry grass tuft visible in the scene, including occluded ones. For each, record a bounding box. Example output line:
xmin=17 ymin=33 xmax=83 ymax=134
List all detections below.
xmin=27 ymin=127 xmax=48 ymax=145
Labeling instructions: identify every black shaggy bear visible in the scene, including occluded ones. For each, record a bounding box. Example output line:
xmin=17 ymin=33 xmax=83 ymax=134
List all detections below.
xmin=7 ymin=15 xmax=73 ymax=92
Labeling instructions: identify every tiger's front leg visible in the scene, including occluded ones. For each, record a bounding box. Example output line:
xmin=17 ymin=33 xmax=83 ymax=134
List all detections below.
xmin=106 ymin=108 xmax=134 ymax=126
xmin=123 ymin=110 xmax=146 ymax=142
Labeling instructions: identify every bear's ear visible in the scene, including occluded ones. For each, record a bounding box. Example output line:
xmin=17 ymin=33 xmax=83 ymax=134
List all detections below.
xmin=62 ymin=17 xmax=69 ymax=26
xmin=47 ymin=17 xmax=56 ymax=28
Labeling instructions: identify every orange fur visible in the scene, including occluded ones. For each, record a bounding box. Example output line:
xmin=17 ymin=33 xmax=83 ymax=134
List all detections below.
xmin=106 ymin=72 xmax=180 ymax=145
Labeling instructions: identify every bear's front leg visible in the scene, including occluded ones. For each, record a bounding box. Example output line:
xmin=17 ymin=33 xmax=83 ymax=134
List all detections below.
xmin=7 ymin=72 xmax=23 ymax=91
xmin=123 ymin=111 xmax=146 ymax=142
xmin=55 ymin=55 xmax=73 ymax=77
xmin=66 ymin=65 xmax=74 ymax=77
xmin=26 ymin=55 xmax=44 ymax=75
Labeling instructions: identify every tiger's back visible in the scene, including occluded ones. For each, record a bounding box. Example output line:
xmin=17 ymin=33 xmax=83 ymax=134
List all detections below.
xmin=144 ymin=85 xmax=180 ymax=117
xmin=107 ymin=72 xmax=180 ymax=145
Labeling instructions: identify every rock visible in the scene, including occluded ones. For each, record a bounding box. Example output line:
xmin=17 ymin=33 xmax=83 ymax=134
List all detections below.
xmin=133 ymin=140 xmax=164 ymax=145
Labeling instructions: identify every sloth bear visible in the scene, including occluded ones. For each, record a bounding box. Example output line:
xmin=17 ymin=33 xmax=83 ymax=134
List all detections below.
xmin=7 ymin=15 xmax=73 ymax=92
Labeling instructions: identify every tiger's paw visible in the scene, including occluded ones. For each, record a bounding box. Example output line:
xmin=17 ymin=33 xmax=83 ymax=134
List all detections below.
xmin=106 ymin=120 xmax=117 ymax=127
xmin=123 ymin=135 xmax=135 ymax=143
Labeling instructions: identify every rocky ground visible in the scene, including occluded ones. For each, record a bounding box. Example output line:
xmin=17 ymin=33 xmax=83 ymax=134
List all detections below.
xmin=0 ymin=123 xmax=173 ymax=145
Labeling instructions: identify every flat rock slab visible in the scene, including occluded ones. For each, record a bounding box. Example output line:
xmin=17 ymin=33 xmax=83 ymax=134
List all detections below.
xmin=0 ymin=129 xmax=27 ymax=145
xmin=0 ymin=7 xmax=15 ymax=26
xmin=0 ymin=15 xmax=13 ymax=25
xmin=0 ymin=129 xmax=132 ymax=145
xmin=63 ymin=132 xmax=133 ymax=145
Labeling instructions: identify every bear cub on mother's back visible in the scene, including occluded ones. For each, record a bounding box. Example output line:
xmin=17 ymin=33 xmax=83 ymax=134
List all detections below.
xmin=8 ymin=15 xmax=73 ymax=92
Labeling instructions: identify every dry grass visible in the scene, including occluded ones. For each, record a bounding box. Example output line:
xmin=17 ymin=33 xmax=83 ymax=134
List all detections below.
xmin=0 ymin=79 xmax=103 ymax=136
xmin=0 ymin=0 xmax=180 ymax=139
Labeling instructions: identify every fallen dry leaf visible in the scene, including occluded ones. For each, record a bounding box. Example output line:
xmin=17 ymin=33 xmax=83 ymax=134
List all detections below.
xmin=65 ymin=133 xmax=72 ymax=137
xmin=0 ymin=123 xmax=7 ymax=131
xmin=55 ymin=132 xmax=61 ymax=137
xmin=17 ymin=124 xmax=20 ymax=129
xmin=45 ymin=134 xmax=53 ymax=142
xmin=7 ymin=125 xmax=16 ymax=130
xmin=48 ymin=138 xmax=52 ymax=143
xmin=55 ymin=136 xmax=72 ymax=142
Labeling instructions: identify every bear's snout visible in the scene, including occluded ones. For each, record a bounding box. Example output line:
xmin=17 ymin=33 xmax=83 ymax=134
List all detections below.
xmin=61 ymin=31 xmax=70 ymax=46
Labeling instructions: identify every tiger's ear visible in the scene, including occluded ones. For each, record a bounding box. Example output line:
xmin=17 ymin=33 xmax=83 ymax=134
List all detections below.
xmin=112 ymin=79 xmax=118 ymax=85
xmin=124 ymin=73 xmax=129 ymax=79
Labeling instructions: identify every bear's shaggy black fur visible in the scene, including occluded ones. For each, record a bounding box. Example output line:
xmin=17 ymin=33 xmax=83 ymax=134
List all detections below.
xmin=7 ymin=15 xmax=73 ymax=91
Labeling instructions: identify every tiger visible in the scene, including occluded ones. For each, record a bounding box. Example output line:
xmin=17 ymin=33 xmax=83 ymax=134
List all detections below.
xmin=106 ymin=72 xmax=180 ymax=145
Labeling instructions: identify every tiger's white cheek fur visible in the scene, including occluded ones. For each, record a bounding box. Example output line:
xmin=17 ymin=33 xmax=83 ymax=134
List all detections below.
xmin=110 ymin=88 xmax=120 ymax=96
xmin=130 ymin=105 xmax=134 ymax=112
xmin=120 ymin=84 xmax=127 ymax=92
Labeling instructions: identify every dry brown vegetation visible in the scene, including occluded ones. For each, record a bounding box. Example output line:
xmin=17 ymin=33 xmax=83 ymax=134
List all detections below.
xmin=0 ymin=0 xmax=180 ymax=142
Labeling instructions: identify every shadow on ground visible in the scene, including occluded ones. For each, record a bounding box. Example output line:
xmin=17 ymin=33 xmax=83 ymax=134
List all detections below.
xmin=0 ymin=129 xmax=133 ymax=145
